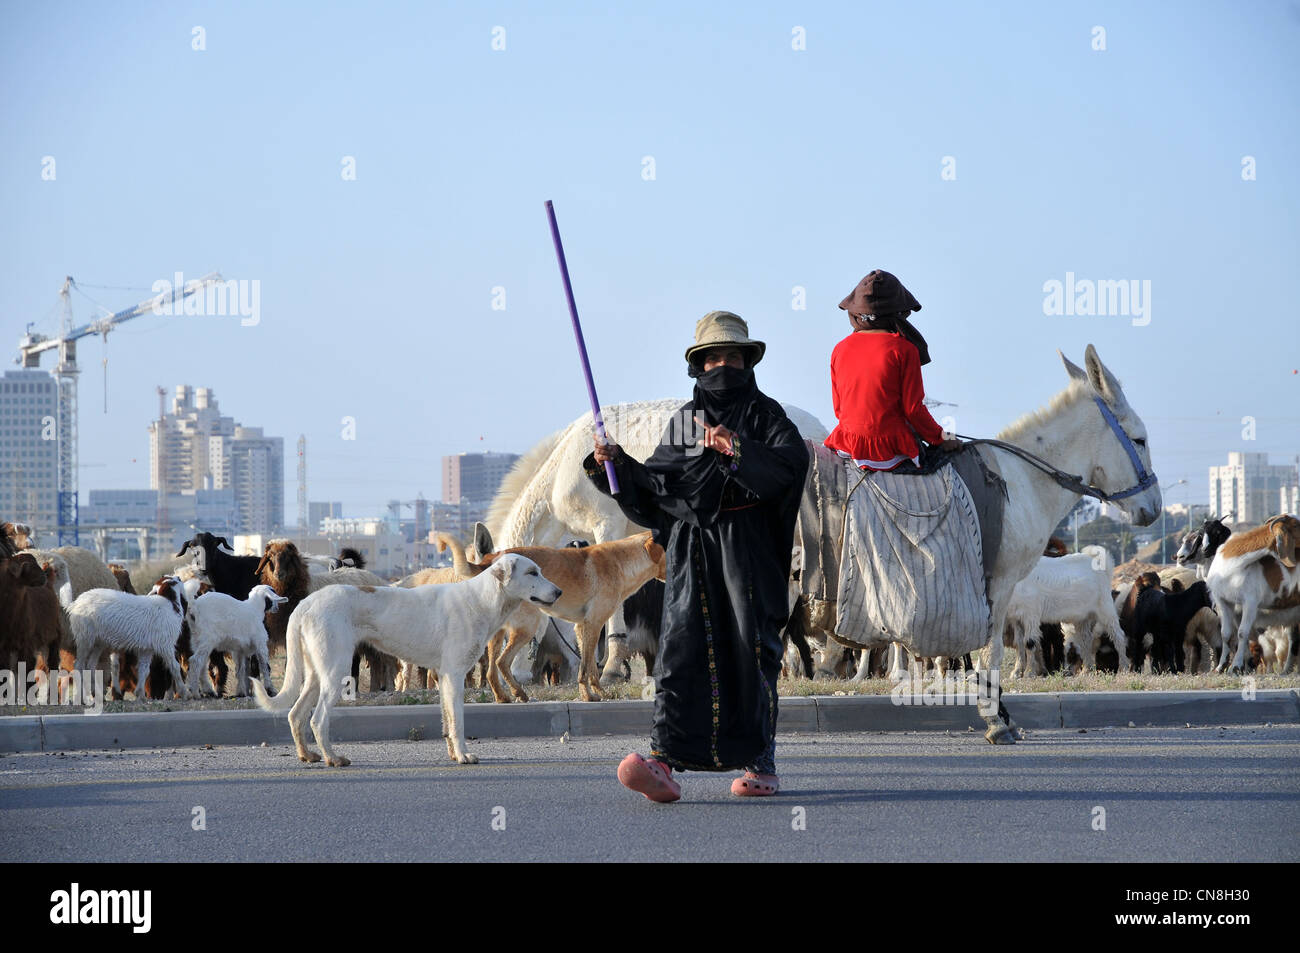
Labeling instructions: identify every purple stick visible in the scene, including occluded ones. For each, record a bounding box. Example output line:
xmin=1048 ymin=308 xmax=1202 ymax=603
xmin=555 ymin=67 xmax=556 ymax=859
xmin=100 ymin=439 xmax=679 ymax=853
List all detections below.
xmin=545 ymin=200 xmax=620 ymax=494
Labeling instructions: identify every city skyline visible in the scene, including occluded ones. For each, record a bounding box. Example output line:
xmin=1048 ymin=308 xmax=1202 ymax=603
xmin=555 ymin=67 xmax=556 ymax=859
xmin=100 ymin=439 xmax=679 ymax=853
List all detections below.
xmin=3 ymin=364 xmax=1297 ymax=536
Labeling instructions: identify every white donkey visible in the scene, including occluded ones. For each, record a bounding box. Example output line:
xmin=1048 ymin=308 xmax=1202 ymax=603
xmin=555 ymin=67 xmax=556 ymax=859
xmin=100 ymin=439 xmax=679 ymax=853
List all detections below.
xmin=951 ymin=346 xmax=1161 ymax=740
xmin=485 ymin=399 xmax=828 ymax=678
xmin=826 ymin=346 xmax=1160 ymax=741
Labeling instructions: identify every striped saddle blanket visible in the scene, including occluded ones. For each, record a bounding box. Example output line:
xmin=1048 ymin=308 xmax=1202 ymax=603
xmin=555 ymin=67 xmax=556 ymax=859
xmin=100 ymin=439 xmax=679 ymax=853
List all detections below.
xmin=831 ymin=456 xmax=992 ymax=659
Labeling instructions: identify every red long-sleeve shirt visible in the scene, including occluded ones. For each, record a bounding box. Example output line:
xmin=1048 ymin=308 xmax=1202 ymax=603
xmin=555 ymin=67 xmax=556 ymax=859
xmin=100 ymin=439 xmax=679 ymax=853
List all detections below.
xmin=825 ymin=331 xmax=945 ymax=465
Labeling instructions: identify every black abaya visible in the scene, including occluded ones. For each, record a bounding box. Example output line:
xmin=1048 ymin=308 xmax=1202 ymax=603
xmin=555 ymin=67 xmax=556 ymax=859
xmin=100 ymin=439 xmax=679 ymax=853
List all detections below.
xmin=584 ymin=369 xmax=808 ymax=770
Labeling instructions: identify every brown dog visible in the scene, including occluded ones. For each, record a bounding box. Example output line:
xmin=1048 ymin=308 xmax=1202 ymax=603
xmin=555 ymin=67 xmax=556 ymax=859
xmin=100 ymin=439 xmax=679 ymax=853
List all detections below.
xmin=441 ymin=533 xmax=666 ymax=703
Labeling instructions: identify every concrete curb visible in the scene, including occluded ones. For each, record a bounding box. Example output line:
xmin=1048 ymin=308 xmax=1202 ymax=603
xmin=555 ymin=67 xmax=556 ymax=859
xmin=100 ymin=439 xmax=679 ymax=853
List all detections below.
xmin=1 ymin=690 xmax=1296 ymax=753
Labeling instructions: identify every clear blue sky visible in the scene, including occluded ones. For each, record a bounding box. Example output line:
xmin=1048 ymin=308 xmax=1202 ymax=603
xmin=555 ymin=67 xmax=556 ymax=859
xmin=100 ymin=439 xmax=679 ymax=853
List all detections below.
xmin=3 ymin=0 xmax=1297 ymax=520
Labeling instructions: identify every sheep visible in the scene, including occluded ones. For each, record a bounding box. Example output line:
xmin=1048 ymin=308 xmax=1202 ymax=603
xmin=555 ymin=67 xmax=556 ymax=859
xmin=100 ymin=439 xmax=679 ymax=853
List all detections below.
xmin=24 ymin=546 xmax=119 ymax=608
xmin=68 ymin=576 xmax=191 ymax=702
xmin=301 ymin=546 xmax=367 ymax=575
xmin=115 ymin=574 xmax=214 ymax=701
xmin=186 ymin=584 xmax=287 ymax=696
xmin=1255 ymin=625 xmax=1296 ymax=674
xmin=1003 ymin=546 xmax=1128 ymax=677
xmin=1206 ymin=515 xmax=1300 ymax=673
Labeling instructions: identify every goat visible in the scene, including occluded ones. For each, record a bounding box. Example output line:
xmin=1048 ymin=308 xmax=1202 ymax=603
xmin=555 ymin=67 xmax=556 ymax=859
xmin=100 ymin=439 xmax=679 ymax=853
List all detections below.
xmin=186 ymin=584 xmax=287 ymax=696
xmin=1175 ymin=517 xmax=1233 ymax=579
xmin=1206 ymin=515 xmax=1300 ymax=672
xmin=1004 ymin=547 xmax=1128 ymax=676
xmin=1 ymin=521 xmax=34 ymax=554
xmin=1 ymin=552 xmax=65 ymax=701
xmin=1128 ymin=580 xmax=1214 ymax=673
xmin=68 ymin=576 xmax=191 ymax=701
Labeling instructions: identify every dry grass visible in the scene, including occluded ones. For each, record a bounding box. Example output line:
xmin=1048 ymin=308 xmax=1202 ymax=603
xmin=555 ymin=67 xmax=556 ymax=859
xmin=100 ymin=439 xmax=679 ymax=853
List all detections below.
xmin=3 ymin=651 xmax=1295 ymax=717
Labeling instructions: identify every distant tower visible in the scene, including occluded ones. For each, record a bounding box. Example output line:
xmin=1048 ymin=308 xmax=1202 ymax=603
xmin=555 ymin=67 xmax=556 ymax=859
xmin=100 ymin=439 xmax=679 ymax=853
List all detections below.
xmin=297 ymin=435 xmax=308 ymax=536
xmin=414 ymin=492 xmax=428 ymax=565
xmin=155 ymin=385 xmax=167 ymax=558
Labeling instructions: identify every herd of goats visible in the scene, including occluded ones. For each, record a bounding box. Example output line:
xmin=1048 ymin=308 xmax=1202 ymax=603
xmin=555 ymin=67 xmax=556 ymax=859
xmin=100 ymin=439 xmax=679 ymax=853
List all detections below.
xmin=1 ymin=504 xmax=1298 ymax=710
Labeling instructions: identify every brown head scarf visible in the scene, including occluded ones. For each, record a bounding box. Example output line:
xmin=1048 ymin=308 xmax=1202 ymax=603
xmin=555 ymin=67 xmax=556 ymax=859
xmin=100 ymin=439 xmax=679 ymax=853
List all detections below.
xmin=839 ymin=270 xmax=931 ymax=365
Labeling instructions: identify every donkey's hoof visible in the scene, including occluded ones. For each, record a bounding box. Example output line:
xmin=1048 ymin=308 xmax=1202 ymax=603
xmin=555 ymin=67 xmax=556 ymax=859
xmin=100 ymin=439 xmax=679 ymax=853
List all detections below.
xmin=299 ymin=750 xmax=321 ymax=764
xmin=984 ymin=725 xmax=1017 ymax=745
xmin=326 ymin=755 xmax=351 ymax=767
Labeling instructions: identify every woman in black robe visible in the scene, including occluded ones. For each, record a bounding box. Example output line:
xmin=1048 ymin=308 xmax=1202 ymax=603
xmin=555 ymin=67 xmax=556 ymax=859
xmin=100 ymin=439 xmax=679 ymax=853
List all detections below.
xmin=585 ymin=311 xmax=809 ymax=801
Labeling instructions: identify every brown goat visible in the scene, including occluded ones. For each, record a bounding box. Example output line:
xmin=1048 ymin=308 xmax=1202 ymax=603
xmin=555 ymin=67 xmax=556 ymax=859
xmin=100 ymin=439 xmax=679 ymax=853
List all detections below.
xmin=1 ymin=553 xmax=64 ymax=700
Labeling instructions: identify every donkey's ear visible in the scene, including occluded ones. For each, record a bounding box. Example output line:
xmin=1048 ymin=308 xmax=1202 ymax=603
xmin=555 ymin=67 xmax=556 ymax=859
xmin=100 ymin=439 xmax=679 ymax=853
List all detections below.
xmin=1058 ymin=350 xmax=1088 ymax=383
xmin=1083 ymin=344 xmax=1128 ymax=410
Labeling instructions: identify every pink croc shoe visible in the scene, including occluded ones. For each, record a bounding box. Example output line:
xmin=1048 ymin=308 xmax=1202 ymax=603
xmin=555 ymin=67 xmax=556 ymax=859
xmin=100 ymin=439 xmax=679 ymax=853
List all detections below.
xmin=617 ymin=752 xmax=681 ymax=803
xmin=730 ymin=771 xmax=779 ymax=797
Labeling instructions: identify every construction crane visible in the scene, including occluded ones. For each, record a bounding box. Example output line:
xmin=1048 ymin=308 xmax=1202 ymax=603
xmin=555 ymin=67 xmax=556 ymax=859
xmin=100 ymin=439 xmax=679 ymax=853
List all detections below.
xmin=17 ymin=272 xmax=223 ymax=544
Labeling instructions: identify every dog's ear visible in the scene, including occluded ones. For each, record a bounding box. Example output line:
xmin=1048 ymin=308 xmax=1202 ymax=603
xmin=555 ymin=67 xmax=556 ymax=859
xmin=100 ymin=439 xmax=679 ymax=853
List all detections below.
xmin=490 ymin=557 xmax=512 ymax=585
xmin=643 ymin=534 xmax=666 ymax=575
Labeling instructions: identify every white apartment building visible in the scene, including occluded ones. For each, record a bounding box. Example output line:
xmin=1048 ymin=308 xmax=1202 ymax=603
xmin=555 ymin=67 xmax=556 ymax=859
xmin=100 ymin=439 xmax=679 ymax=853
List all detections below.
xmin=1209 ymin=452 xmax=1299 ymax=525
xmin=0 ymin=369 xmax=59 ymax=530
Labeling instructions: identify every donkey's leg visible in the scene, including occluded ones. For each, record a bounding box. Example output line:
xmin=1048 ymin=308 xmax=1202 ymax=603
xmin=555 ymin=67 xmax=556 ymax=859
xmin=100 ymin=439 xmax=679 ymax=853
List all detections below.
xmin=886 ymin=642 xmax=908 ymax=684
xmin=981 ymin=615 xmax=1018 ymax=745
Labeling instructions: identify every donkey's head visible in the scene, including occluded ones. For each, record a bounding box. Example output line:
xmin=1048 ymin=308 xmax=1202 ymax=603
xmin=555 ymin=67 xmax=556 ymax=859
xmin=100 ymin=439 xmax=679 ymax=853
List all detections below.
xmin=1060 ymin=345 xmax=1162 ymax=526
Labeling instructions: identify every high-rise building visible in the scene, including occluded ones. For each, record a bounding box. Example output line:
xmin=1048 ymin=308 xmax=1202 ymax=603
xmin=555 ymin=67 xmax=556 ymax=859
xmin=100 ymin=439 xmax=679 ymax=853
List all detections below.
xmin=307 ymin=501 xmax=343 ymax=534
xmin=148 ymin=386 xmax=284 ymax=534
xmin=1209 ymin=452 xmax=1299 ymax=525
xmin=441 ymin=451 xmax=520 ymax=506
xmin=211 ymin=426 xmax=284 ymax=534
xmin=0 ymin=369 xmax=59 ymax=531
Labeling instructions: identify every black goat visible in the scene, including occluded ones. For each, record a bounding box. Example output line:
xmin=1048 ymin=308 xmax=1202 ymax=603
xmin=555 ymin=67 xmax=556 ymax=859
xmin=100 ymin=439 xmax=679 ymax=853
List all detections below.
xmin=176 ymin=532 xmax=263 ymax=693
xmin=1129 ymin=581 xmax=1214 ymax=673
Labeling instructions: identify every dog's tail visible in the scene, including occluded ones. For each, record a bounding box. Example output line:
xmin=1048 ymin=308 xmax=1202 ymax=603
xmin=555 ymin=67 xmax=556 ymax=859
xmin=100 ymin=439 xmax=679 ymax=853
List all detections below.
xmin=251 ymin=607 xmax=306 ymax=712
xmin=436 ymin=532 xmax=484 ymax=579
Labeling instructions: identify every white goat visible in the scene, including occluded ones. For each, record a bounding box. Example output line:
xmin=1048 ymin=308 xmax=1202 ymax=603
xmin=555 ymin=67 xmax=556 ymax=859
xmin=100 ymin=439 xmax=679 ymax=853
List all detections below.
xmin=68 ymin=576 xmax=191 ymax=701
xmin=186 ymin=584 xmax=287 ymax=696
xmin=1003 ymin=547 xmax=1128 ymax=676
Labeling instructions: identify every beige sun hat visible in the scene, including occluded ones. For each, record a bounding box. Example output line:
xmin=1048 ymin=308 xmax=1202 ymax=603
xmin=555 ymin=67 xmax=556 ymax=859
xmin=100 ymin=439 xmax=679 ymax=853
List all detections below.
xmin=683 ymin=310 xmax=766 ymax=368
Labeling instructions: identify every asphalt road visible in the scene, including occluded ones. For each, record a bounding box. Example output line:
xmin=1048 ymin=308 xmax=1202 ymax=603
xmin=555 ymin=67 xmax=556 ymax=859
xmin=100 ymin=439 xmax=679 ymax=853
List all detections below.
xmin=2 ymin=726 xmax=1297 ymax=862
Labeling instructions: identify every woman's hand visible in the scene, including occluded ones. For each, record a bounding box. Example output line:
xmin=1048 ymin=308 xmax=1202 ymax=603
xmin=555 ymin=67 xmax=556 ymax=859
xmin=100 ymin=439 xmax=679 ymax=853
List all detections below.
xmin=694 ymin=416 xmax=735 ymax=456
xmin=593 ymin=436 xmax=622 ymax=464
xmin=939 ymin=431 xmax=962 ymax=452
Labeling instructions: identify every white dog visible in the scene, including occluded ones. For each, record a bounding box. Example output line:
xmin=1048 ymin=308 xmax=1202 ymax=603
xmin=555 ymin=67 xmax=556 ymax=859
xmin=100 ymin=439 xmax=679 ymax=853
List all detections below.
xmin=251 ymin=554 xmax=561 ymax=767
